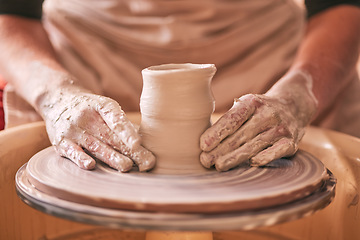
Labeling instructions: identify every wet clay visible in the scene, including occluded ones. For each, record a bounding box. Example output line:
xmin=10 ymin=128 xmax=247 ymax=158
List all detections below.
xmin=139 ymin=63 xmax=216 ymax=174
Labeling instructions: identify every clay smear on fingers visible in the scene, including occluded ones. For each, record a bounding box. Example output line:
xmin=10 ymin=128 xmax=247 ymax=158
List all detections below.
xmin=97 ymin=98 xmax=141 ymax=149
xmin=215 ymin=126 xmax=286 ymax=171
xmin=200 ymin=108 xmax=278 ymax=169
xmin=200 ymin=101 xmax=255 ymax=152
xmin=116 ymin=141 xmax=156 ymax=172
xmin=56 ymin=138 xmax=96 ymax=170
xmin=251 ymin=137 xmax=296 ymax=166
xmin=83 ymin=104 xmax=155 ymax=172
xmin=79 ymin=132 xmax=134 ymax=172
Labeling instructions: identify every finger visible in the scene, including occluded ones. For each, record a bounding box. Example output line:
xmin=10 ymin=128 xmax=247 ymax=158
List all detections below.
xmin=200 ymin=151 xmax=216 ymax=169
xmin=200 ymin=109 xmax=279 ymax=168
xmin=79 ymin=132 xmax=134 ymax=172
xmin=96 ymin=98 xmax=141 ymax=149
xmin=56 ymin=138 xmax=96 ymax=170
xmin=102 ymin=135 xmax=156 ymax=172
xmin=76 ymin=117 xmax=155 ymax=172
xmin=200 ymin=96 xmax=257 ymax=152
xmin=81 ymin=114 xmax=122 ymax=148
xmin=122 ymin=144 xmax=156 ymax=172
xmin=250 ymin=138 xmax=297 ymax=167
xmin=215 ymin=126 xmax=285 ymax=171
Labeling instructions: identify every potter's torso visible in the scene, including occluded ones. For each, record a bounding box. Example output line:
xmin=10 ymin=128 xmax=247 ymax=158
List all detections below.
xmin=42 ymin=0 xmax=304 ymax=112
xmin=5 ymin=0 xmax=360 ymax=136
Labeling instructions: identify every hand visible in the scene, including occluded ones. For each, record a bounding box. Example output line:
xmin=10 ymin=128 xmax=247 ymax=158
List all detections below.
xmin=200 ymin=70 xmax=317 ymax=171
xmin=39 ymin=86 xmax=155 ymax=172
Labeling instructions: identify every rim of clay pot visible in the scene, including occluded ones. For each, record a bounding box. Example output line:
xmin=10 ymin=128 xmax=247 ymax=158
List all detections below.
xmin=143 ymin=63 xmax=216 ymax=73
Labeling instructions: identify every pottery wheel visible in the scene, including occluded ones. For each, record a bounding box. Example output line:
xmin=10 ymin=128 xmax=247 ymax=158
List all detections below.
xmin=16 ymin=146 xmax=335 ymax=230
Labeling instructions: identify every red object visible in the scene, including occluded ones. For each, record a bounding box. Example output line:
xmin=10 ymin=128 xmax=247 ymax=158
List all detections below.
xmin=0 ymin=77 xmax=6 ymax=130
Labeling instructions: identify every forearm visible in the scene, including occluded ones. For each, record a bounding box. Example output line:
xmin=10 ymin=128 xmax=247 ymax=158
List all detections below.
xmin=0 ymin=15 xmax=154 ymax=171
xmin=0 ymin=15 xmax=82 ymax=113
xmin=289 ymin=5 xmax=360 ymax=117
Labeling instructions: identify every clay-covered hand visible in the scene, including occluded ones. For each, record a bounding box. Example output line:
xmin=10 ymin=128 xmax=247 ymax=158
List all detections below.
xmin=200 ymin=70 xmax=318 ymax=171
xmin=38 ymin=86 xmax=155 ymax=172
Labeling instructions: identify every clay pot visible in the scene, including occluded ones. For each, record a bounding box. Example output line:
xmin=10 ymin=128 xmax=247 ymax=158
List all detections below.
xmin=139 ymin=63 xmax=216 ymax=174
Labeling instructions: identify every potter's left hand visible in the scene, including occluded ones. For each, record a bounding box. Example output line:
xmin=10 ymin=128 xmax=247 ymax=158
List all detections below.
xmin=38 ymin=84 xmax=156 ymax=172
xmin=200 ymin=70 xmax=318 ymax=171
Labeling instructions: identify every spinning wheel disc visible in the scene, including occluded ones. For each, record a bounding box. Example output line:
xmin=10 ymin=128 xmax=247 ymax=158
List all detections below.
xmin=21 ymin=147 xmax=329 ymax=214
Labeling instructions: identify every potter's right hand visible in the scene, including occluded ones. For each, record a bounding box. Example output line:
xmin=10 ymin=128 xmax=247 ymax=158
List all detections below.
xmin=38 ymin=86 xmax=155 ymax=172
xmin=199 ymin=70 xmax=317 ymax=171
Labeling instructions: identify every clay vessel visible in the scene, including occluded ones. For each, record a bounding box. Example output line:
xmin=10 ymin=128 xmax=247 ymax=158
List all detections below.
xmin=139 ymin=63 xmax=216 ymax=174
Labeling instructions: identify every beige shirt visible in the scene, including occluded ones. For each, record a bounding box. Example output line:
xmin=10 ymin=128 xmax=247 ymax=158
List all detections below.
xmin=4 ymin=0 xmax=360 ymax=137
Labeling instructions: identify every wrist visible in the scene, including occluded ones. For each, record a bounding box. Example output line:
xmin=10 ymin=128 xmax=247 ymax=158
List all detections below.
xmin=265 ymin=69 xmax=318 ymax=126
xmin=34 ymin=75 xmax=89 ymax=117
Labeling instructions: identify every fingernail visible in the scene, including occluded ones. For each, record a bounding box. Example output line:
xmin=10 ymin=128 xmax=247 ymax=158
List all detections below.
xmin=249 ymin=160 xmax=260 ymax=167
xmin=81 ymin=159 xmax=96 ymax=170
xmin=200 ymin=152 xmax=215 ymax=168
xmin=215 ymin=155 xmax=240 ymax=172
xmin=113 ymin=156 xmax=133 ymax=172
xmin=138 ymin=154 xmax=156 ymax=172
xmin=250 ymin=157 xmax=267 ymax=167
